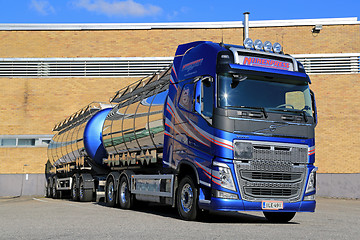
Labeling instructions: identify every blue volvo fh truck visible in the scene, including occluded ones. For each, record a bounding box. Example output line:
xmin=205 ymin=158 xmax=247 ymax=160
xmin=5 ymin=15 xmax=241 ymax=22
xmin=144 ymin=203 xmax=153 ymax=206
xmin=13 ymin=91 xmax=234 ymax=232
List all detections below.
xmin=46 ymin=39 xmax=317 ymax=222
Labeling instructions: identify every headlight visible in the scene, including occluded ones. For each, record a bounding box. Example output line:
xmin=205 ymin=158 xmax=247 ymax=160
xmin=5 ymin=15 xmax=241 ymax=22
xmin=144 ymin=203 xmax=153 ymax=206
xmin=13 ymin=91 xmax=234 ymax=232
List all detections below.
xmin=213 ymin=162 xmax=236 ymax=191
xmin=234 ymin=141 xmax=253 ymax=160
xmin=305 ymin=167 xmax=318 ymax=194
xmin=213 ymin=190 xmax=238 ymax=199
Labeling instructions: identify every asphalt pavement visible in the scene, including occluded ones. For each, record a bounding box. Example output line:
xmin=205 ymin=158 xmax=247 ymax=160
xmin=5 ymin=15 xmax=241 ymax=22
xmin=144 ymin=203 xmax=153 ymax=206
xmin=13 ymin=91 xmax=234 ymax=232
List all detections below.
xmin=0 ymin=196 xmax=359 ymax=240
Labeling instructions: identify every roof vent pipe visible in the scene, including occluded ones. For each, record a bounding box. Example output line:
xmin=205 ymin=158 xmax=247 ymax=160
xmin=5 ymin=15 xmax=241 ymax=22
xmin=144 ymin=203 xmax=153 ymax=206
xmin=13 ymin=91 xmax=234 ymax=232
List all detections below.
xmin=243 ymin=12 xmax=250 ymax=40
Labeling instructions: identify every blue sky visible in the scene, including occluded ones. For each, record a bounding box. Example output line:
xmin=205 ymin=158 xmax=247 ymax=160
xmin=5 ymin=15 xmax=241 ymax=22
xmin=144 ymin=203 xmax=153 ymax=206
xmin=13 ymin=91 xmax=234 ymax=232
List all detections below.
xmin=0 ymin=0 xmax=359 ymax=23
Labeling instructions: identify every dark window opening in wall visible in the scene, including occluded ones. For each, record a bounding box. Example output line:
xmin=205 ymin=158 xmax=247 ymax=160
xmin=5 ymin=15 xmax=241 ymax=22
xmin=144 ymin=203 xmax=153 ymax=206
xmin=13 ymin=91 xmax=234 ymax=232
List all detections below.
xmin=0 ymin=135 xmax=53 ymax=147
xmin=0 ymin=139 xmax=16 ymax=146
xmin=18 ymin=139 xmax=36 ymax=146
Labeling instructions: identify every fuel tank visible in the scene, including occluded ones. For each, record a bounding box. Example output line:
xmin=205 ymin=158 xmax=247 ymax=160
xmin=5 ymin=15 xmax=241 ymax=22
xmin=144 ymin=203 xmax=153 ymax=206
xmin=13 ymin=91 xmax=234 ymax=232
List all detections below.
xmin=48 ymin=103 xmax=112 ymax=168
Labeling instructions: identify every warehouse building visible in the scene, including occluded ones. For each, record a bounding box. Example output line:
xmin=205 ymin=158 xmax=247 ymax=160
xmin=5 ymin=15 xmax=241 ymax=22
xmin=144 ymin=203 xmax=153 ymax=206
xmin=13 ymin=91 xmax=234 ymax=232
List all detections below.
xmin=0 ymin=17 xmax=359 ymax=198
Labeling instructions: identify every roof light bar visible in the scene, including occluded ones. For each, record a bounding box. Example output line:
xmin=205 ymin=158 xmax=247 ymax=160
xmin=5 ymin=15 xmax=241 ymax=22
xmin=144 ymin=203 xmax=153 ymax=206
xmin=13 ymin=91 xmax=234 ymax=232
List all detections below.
xmin=243 ymin=38 xmax=283 ymax=54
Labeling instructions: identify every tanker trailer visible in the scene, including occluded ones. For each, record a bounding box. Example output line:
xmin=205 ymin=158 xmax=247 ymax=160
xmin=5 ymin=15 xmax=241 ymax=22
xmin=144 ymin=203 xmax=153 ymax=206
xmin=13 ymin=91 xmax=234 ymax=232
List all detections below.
xmin=46 ymin=102 xmax=113 ymax=201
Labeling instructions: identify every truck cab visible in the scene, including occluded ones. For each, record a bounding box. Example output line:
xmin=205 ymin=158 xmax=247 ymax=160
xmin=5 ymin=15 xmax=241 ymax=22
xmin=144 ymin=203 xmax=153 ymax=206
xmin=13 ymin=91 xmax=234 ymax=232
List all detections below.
xmin=164 ymin=39 xmax=317 ymax=221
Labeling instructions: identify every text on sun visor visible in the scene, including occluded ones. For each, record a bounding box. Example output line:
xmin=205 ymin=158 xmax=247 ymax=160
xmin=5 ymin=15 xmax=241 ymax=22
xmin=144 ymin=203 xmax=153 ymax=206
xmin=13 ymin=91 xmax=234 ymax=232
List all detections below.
xmin=239 ymin=56 xmax=293 ymax=71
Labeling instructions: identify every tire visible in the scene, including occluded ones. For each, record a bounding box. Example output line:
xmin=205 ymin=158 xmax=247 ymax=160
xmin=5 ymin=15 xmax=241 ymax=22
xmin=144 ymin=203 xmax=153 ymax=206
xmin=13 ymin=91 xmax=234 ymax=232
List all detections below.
xmin=176 ymin=176 xmax=199 ymax=221
xmin=79 ymin=178 xmax=93 ymax=202
xmin=118 ymin=176 xmax=133 ymax=209
xmin=52 ymin=177 xmax=60 ymax=199
xmin=71 ymin=177 xmax=79 ymax=201
xmin=263 ymin=212 xmax=296 ymax=223
xmin=106 ymin=177 xmax=116 ymax=207
xmin=46 ymin=178 xmax=52 ymax=198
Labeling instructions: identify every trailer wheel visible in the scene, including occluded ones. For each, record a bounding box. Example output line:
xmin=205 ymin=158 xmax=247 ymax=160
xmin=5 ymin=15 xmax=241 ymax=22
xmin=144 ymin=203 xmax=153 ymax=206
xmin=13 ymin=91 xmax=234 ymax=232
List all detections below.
xmin=79 ymin=178 xmax=92 ymax=202
xmin=106 ymin=177 xmax=116 ymax=207
xmin=118 ymin=176 xmax=133 ymax=209
xmin=46 ymin=178 xmax=52 ymax=198
xmin=176 ymin=176 xmax=198 ymax=221
xmin=52 ymin=177 xmax=60 ymax=199
xmin=263 ymin=212 xmax=296 ymax=223
xmin=71 ymin=178 xmax=79 ymax=201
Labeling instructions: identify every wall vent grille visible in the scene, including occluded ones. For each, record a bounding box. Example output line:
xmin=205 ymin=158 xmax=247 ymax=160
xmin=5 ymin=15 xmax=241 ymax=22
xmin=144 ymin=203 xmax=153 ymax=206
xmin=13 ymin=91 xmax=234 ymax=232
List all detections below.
xmin=0 ymin=57 xmax=173 ymax=78
xmin=0 ymin=54 xmax=359 ymax=78
xmin=293 ymin=53 xmax=360 ymax=75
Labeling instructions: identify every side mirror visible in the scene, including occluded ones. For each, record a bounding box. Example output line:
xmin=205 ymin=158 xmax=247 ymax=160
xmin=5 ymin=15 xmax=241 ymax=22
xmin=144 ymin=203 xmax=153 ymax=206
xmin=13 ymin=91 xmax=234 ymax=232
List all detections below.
xmin=310 ymin=90 xmax=317 ymax=126
xmin=194 ymin=80 xmax=201 ymax=114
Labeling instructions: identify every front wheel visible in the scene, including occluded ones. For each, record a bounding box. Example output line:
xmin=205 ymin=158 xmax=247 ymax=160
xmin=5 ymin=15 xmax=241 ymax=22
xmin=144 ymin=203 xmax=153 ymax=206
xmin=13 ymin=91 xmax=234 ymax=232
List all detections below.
xmin=176 ymin=176 xmax=198 ymax=221
xmin=263 ymin=212 xmax=296 ymax=223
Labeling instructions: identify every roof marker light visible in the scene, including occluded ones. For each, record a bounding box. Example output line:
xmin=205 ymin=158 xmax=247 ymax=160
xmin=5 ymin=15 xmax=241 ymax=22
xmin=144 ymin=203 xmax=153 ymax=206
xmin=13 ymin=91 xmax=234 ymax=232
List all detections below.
xmin=243 ymin=38 xmax=253 ymax=49
xmin=263 ymin=41 xmax=272 ymax=52
xmin=254 ymin=39 xmax=263 ymax=50
xmin=273 ymin=42 xmax=282 ymax=53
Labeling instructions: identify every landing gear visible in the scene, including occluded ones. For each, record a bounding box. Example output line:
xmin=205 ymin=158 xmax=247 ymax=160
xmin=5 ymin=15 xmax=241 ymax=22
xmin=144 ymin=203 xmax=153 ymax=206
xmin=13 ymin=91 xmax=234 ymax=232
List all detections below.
xmin=263 ymin=212 xmax=296 ymax=223
xmin=176 ymin=176 xmax=199 ymax=221
xmin=118 ymin=176 xmax=133 ymax=209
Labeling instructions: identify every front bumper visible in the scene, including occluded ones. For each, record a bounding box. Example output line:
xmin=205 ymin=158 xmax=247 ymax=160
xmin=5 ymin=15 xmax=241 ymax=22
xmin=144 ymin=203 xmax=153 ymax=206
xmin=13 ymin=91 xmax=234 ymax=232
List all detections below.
xmin=200 ymin=197 xmax=316 ymax=212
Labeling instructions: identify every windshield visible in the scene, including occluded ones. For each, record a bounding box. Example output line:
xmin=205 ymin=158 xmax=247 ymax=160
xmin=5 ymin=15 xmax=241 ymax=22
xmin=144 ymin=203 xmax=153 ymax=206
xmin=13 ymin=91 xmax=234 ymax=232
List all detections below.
xmin=218 ymin=73 xmax=313 ymax=116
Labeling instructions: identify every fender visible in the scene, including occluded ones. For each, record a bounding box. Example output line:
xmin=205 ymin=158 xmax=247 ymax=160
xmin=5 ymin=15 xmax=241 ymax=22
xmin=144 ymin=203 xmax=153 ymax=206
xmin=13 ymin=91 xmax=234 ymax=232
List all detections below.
xmin=106 ymin=171 xmax=121 ymax=191
xmin=176 ymin=160 xmax=200 ymax=185
xmin=80 ymin=173 xmax=94 ymax=190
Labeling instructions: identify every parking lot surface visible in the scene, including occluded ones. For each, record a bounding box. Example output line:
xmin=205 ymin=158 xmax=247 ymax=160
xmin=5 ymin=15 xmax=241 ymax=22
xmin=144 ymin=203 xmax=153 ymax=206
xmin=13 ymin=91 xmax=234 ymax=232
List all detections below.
xmin=0 ymin=196 xmax=359 ymax=240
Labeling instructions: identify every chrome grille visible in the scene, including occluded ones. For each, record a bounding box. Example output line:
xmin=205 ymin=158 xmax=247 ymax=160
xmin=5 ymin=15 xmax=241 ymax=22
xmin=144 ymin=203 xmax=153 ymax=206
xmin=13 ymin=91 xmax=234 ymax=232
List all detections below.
xmin=234 ymin=140 xmax=307 ymax=202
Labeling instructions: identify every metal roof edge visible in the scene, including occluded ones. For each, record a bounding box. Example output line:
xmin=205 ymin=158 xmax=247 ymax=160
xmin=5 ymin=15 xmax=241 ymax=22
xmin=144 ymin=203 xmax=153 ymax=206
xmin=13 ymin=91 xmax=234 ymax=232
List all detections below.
xmin=0 ymin=17 xmax=358 ymax=30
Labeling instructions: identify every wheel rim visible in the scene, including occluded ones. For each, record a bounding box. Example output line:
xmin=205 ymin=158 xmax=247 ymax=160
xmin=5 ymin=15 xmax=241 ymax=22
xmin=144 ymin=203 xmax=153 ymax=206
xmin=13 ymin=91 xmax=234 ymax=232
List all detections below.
xmin=180 ymin=183 xmax=193 ymax=213
xmin=107 ymin=181 xmax=114 ymax=202
xmin=120 ymin=181 xmax=128 ymax=204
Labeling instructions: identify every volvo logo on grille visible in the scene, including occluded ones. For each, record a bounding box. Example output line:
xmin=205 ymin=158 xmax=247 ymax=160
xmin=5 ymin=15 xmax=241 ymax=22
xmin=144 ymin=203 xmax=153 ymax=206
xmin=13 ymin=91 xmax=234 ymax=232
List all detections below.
xmin=269 ymin=125 xmax=277 ymax=132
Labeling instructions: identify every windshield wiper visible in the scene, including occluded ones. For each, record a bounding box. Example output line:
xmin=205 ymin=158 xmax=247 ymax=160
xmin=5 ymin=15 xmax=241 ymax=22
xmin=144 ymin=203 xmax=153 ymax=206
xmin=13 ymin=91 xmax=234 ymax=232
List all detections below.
xmin=224 ymin=105 xmax=268 ymax=118
xmin=269 ymin=108 xmax=308 ymax=122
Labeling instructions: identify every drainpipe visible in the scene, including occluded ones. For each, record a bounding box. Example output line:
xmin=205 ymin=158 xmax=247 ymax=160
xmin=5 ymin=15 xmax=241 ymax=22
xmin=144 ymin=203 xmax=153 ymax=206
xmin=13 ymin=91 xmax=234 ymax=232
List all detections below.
xmin=243 ymin=12 xmax=250 ymax=40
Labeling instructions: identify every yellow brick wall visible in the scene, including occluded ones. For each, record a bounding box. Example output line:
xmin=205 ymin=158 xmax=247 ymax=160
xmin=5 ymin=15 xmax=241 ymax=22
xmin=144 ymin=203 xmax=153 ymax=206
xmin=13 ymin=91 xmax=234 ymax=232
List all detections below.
xmin=310 ymin=74 xmax=360 ymax=173
xmin=0 ymin=148 xmax=46 ymax=174
xmin=0 ymin=24 xmax=359 ymax=175
xmin=0 ymin=25 xmax=358 ymax=58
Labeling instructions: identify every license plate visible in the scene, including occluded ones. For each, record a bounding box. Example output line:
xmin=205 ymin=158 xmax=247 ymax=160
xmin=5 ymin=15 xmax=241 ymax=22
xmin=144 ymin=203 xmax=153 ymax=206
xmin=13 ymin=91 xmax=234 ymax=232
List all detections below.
xmin=262 ymin=201 xmax=283 ymax=210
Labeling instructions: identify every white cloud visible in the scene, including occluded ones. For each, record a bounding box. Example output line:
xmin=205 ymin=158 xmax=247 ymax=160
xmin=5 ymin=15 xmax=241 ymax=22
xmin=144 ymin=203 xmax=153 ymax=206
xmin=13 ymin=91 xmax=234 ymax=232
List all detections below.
xmin=30 ymin=0 xmax=55 ymax=15
xmin=75 ymin=0 xmax=162 ymax=17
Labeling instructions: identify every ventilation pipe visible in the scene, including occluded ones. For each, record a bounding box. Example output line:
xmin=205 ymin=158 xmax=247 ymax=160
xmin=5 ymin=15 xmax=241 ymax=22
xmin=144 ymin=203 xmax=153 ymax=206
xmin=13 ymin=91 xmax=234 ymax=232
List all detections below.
xmin=243 ymin=12 xmax=250 ymax=40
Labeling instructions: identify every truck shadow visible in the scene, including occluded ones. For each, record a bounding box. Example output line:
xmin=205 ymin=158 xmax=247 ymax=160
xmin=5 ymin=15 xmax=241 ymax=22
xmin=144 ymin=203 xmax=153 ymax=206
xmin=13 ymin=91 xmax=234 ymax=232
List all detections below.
xmin=96 ymin=201 xmax=298 ymax=224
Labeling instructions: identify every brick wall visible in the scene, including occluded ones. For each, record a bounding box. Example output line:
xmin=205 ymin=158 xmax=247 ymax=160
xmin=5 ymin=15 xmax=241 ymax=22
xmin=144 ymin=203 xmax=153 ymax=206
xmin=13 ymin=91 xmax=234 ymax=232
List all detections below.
xmin=0 ymin=25 xmax=358 ymax=58
xmin=0 ymin=24 xmax=359 ymax=175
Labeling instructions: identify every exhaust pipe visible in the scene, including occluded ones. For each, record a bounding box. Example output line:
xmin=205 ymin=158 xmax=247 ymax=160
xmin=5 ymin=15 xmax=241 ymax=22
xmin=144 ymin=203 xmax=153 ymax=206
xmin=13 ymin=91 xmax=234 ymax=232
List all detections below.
xmin=243 ymin=12 xmax=250 ymax=40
